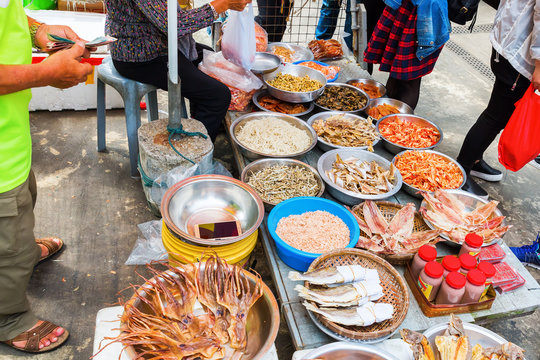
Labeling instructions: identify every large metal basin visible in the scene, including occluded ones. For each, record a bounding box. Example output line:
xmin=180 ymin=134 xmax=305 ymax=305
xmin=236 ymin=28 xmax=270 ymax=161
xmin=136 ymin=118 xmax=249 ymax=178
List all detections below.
xmin=161 ymin=175 xmax=264 ymax=246
xmin=376 ymin=114 xmax=443 ymax=154
xmin=303 ymin=342 xmax=400 ymax=360
xmin=263 ymin=63 xmax=326 ymax=103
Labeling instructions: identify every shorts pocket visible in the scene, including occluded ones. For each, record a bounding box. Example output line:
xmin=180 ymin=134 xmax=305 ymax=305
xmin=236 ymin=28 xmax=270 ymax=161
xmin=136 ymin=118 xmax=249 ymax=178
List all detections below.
xmin=0 ymin=195 xmax=19 ymax=255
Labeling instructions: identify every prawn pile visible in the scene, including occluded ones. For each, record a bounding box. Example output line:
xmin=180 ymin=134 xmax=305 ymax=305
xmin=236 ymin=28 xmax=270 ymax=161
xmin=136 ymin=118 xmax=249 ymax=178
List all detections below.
xmin=350 ymin=200 xmax=441 ymax=255
xmin=96 ymin=255 xmax=263 ymax=359
xmin=393 ymin=151 xmax=464 ymax=192
xmin=420 ymin=190 xmax=511 ymax=244
xmin=326 ymin=154 xmax=397 ymax=195
xmin=402 ymin=314 xmax=525 ymax=360
xmin=312 ymin=114 xmax=379 ymax=150
xmin=379 ymin=118 xmax=440 ymax=148
xmin=297 ymin=61 xmax=340 ymax=80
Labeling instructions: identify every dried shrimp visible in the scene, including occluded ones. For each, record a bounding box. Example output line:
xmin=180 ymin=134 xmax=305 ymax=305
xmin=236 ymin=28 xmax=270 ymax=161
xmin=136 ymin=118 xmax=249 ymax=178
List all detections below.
xmin=312 ymin=114 xmax=379 ymax=150
xmin=379 ymin=118 xmax=440 ymax=148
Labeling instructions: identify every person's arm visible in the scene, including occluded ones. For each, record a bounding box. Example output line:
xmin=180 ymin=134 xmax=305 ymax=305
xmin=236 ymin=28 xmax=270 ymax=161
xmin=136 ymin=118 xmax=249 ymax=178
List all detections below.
xmin=28 ymin=16 xmax=94 ymax=56
xmin=0 ymin=43 xmax=93 ymax=95
xmin=531 ymin=0 xmax=540 ymax=90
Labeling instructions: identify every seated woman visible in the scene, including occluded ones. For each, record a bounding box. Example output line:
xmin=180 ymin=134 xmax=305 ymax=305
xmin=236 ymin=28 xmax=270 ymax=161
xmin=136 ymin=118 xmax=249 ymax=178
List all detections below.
xmin=105 ymin=0 xmax=251 ymax=141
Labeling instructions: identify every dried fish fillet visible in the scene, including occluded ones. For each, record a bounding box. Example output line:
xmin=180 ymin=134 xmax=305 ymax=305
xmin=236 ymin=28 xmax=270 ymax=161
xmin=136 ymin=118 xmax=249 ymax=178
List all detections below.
xmin=401 ymin=329 xmax=436 ymax=360
xmin=312 ymin=115 xmax=379 ymax=150
xmin=295 ymin=280 xmax=383 ymax=307
xmin=304 ymin=301 xmax=393 ymax=327
xmin=288 ymin=265 xmax=379 ymax=285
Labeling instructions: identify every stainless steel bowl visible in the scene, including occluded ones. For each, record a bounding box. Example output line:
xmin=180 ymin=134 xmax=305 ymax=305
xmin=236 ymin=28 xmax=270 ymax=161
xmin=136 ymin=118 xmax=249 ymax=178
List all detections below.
xmin=251 ymin=52 xmax=281 ymax=75
xmin=263 ymin=64 xmax=327 ymax=103
xmin=376 ymin=114 xmax=443 ymax=154
xmin=365 ymin=97 xmax=414 ymax=120
xmin=392 ymin=150 xmax=467 ymax=198
xmin=123 ymin=263 xmax=280 ymax=360
xmin=230 ymin=112 xmax=317 ymax=160
xmin=307 ymin=111 xmax=380 ymax=152
xmin=346 ymin=78 xmax=387 ymax=99
xmin=252 ymin=89 xmax=314 ymax=117
xmin=267 ymin=42 xmax=314 ymax=62
xmin=161 ymin=175 xmax=264 ymax=246
xmin=317 ymin=149 xmax=403 ymax=205
xmin=421 ymin=189 xmax=506 ymax=246
xmin=303 ymin=342 xmax=400 ymax=360
xmin=240 ymin=158 xmax=325 ymax=212
xmin=314 ymin=83 xmax=370 ymax=114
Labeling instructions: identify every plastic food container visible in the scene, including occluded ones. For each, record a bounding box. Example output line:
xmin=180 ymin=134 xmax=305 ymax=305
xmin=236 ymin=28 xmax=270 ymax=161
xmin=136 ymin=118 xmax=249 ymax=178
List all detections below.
xmin=442 ymin=255 xmax=461 ymax=278
xmin=418 ymin=261 xmax=444 ymax=302
xmin=459 ymin=253 xmax=477 ymax=275
xmin=435 ymin=271 xmax=466 ymax=305
xmin=478 ymin=261 xmax=496 ymax=298
xmin=458 ymin=233 xmax=483 ymax=258
xmin=411 ymin=245 xmax=437 ymax=281
xmin=462 ymin=269 xmax=487 ymax=303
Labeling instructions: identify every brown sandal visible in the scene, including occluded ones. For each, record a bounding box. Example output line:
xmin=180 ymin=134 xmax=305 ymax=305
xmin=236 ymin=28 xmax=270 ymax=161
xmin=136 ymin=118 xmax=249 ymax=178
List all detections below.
xmin=2 ymin=321 xmax=69 ymax=353
xmin=36 ymin=237 xmax=64 ymax=263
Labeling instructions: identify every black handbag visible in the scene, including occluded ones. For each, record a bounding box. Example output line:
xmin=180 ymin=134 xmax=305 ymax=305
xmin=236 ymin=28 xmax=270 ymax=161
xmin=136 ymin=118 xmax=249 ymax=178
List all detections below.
xmin=447 ymin=0 xmax=480 ymax=25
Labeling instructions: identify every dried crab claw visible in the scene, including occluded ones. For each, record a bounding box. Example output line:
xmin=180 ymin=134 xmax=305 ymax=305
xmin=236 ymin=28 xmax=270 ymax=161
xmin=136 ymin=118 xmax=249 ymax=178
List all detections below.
xmin=217 ymin=265 xmax=264 ymax=350
xmin=400 ymin=328 xmax=436 ymax=360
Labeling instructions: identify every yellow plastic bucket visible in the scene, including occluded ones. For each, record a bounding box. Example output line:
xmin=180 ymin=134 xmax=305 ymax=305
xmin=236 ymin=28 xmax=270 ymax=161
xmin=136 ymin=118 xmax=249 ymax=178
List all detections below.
xmin=162 ymin=221 xmax=258 ymax=265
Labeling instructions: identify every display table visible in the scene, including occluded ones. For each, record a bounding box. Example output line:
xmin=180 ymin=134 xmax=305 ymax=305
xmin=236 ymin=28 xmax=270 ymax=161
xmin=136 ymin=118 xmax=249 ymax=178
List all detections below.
xmin=224 ymin=59 xmax=540 ymax=351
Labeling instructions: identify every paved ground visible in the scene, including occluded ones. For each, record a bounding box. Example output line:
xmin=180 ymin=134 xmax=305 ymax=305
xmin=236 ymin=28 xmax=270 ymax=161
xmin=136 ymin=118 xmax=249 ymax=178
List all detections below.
xmin=1 ymin=2 xmax=539 ymax=359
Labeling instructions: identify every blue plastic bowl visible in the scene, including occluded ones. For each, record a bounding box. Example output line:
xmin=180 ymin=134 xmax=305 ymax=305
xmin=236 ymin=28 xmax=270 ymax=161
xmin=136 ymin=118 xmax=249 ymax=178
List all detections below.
xmin=292 ymin=60 xmax=339 ymax=83
xmin=267 ymin=197 xmax=360 ymax=271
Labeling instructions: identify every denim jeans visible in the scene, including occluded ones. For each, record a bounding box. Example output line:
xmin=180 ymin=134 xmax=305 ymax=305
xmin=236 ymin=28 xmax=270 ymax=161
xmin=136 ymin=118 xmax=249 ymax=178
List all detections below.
xmin=315 ymin=0 xmax=352 ymax=50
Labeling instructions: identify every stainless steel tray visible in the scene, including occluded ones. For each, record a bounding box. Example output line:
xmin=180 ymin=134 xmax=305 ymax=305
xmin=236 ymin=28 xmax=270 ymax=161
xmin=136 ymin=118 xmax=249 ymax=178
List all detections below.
xmin=302 ymin=341 xmax=400 ymax=360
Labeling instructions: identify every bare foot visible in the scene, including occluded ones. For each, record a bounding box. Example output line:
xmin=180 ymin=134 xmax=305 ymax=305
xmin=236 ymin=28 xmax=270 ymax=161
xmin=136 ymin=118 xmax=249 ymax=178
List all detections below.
xmin=38 ymin=238 xmax=62 ymax=259
xmin=11 ymin=321 xmax=65 ymax=350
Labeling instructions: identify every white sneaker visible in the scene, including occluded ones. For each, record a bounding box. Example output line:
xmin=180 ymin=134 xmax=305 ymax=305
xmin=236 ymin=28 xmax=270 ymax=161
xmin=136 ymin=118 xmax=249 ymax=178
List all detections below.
xmin=529 ymin=157 xmax=540 ymax=170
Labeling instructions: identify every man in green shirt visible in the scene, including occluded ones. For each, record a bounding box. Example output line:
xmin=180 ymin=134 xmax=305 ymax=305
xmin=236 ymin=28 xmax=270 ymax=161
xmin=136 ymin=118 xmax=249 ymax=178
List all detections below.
xmin=0 ymin=0 xmax=93 ymax=353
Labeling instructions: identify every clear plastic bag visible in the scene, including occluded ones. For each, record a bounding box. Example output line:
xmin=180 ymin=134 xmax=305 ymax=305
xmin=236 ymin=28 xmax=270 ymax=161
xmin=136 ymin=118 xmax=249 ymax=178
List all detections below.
xmin=221 ymin=3 xmax=256 ymax=69
xmin=125 ymin=220 xmax=167 ymax=265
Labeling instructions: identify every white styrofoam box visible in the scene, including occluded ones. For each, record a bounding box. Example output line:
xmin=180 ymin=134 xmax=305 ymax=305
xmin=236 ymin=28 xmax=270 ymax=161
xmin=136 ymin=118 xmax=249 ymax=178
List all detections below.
xmin=25 ymin=10 xmax=124 ymax=111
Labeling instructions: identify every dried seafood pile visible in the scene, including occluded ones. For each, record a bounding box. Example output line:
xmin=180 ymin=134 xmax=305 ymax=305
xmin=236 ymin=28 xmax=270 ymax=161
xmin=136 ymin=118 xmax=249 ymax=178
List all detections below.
xmin=350 ymin=201 xmax=441 ymax=255
xmin=401 ymin=314 xmax=525 ymax=360
xmin=420 ymin=190 xmax=511 ymax=244
xmin=312 ymin=114 xmax=379 ymax=150
xmin=379 ymin=118 xmax=440 ymax=148
xmin=298 ymin=61 xmax=340 ymax=80
xmin=326 ymin=154 xmax=396 ymax=195
xmin=271 ymin=45 xmax=294 ymax=63
xmin=316 ymin=86 xmax=368 ymax=111
xmin=308 ymin=39 xmax=344 ymax=60
xmin=367 ymin=104 xmax=401 ymax=120
xmin=267 ymin=73 xmax=322 ymax=92
xmin=258 ymin=95 xmax=308 ymax=114
xmin=349 ymin=82 xmax=382 ymax=98
xmin=98 ymin=256 xmax=263 ymax=359
xmin=246 ymin=164 xmax=320 ymax=204
xmin=290 ymin=266 xmax=394 ymax=327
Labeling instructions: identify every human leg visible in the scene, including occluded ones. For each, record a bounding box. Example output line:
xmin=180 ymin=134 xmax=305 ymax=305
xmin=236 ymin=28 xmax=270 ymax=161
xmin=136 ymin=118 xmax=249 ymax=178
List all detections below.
xmin=363 ymin=0 xmax=386 ymax=74
xmin=255 ymin=0 xmax=292 ymax=42
xmin=316 ymin=0 xmax=342 ymax=40
xmin=385 ymin=76 xmax=422 ymax=109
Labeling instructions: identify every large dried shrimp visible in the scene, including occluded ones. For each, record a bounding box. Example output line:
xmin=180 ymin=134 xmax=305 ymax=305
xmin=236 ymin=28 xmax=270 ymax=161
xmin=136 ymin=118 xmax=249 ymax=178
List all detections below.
xmin=379 ymin=118 xmax=440 ymax=149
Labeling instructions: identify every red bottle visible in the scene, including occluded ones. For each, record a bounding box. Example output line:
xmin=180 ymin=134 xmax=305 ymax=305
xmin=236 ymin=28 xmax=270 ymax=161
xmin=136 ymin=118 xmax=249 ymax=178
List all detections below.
xmin=418 ymin=261 xmax=444 ymax=302
xmin=459 ymin=253 xmax=477 ymax=275
xmin=441 ymin=255 xmax=461 ymax=278
xmin=458 ymin=233 xmax=483 ymax=258
xmin=436 ymin=271 xmax=466 ymax=304
xmin=461 ymin=269 xmax=487 ymax=303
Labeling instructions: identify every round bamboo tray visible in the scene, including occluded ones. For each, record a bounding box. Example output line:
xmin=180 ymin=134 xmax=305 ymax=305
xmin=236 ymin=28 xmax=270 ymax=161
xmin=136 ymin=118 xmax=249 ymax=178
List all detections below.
xmin=306 ymin=248 xmax=409 ymax=341
xmin=351 ymin=201 xmax=432 ymax=265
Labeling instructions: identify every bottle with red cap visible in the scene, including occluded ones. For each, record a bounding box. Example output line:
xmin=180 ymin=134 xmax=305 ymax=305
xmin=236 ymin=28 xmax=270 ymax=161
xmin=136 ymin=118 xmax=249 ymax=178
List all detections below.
xmin=461 ymin=269 xmax=487 ymax=303
xmin=477 ymin=261 xmax=496 ymax=298
xmin=459 ymin=253 xmax=477 ymax=275
xmin=435 ymin=271 xmax=466 ymax=304
xmin=441 ymin=255 xmax=461 ymax=278
xmin=418 ymin=261 xmax=444 ymax=302
xmin=458 ymin=233 xmax=483 ymax=258
xmin=411 ymin=245 xmax=437 ymax=281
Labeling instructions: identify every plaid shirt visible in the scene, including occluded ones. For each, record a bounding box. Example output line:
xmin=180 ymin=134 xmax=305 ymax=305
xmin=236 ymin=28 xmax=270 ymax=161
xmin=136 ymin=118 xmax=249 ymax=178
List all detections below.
xmin=363 ymin=0 xmax=443 ymax=80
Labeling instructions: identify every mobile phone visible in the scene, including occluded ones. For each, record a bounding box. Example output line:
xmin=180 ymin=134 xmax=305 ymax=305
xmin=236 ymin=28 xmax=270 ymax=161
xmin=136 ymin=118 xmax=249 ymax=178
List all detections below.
xmin=193 ymin=220 xmax=242 ymax=239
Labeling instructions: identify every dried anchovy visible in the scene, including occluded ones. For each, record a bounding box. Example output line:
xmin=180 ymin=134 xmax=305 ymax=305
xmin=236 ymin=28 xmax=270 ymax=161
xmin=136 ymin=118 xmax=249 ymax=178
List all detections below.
xmin=316 ymin=86 xmax=367 ymax=111
xmin=267 ymin=73 xmax=323 ymax=92
xmin=247 ymin=165 xmax=320 ymax=204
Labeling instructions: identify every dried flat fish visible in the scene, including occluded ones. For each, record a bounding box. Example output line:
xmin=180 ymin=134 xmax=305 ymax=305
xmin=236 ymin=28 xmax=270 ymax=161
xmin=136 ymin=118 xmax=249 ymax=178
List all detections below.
xmin=326 ymin=154 xmax=396 ymax=195
xmin=295 ymin=280 xmax=383 ymax=307
xmin=312 ymin=114 xmax=379 ymax=151
xmin=288 ymin=265 xmax=379 ymax=285
xmin=303 ymin=301 xmax=393 ymax=327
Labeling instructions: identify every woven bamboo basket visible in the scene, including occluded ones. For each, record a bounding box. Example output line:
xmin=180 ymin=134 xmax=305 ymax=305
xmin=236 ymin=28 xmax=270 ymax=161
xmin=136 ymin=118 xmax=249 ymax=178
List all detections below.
xmin=305 ymin=248 xmax=409 ymax=341
xmin=350 ymin=201 xmax=433 ymax=265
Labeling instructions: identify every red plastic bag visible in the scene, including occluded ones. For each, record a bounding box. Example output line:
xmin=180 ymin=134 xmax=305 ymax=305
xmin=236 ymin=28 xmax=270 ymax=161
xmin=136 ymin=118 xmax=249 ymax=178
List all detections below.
xmin=498 ymin=85 xmax=540 ymax=171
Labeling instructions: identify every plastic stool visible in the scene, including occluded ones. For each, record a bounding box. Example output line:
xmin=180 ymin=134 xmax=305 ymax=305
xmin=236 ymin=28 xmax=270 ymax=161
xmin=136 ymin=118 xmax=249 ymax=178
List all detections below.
xmin=96 ymin=56 xmax=159 ymax=177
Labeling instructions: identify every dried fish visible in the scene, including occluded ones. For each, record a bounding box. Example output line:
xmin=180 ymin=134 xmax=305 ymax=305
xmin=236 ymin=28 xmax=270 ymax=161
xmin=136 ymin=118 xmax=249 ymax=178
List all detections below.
xmin=288 ymin=265 xmax=380 ymax=285
xmin=312 ymin=114 xmax=379 ymax=151
xmin=303 ymin=301 xmax=393 ymax=327
xmin=295 ymin=280 xmax=383 ymax=307
xmin=246 ymin=165 xmax=320 ymax=204
xmin=326 ymin=154 xmax=396 ymax=195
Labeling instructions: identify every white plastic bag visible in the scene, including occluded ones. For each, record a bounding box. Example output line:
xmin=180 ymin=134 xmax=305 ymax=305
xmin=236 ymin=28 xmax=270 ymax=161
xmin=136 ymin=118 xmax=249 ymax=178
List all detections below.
xmin=221 ymin=3 xmax=256 ymax=69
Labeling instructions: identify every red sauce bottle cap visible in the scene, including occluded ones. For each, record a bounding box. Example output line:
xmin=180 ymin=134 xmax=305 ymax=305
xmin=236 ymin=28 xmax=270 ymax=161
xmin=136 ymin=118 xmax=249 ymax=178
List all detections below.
xmin=465 ymin=233 xmax=483 ymax=248
xmin=477 ymin=261 xmax=496 ymax=278
xmin=424 ymin=261 xmax=444 ymax=278
xmin=459 ymin=253 xmax=477 ymax=270
xmin=418 ymin=244 xmax=437 ymax=262
xmin=446 ymin=271 xmax=466 ymax=289
xmin=467 ymin=269 xmax=487 ymax=286
xmin=442 ymin=255 xmax=461 ymax=272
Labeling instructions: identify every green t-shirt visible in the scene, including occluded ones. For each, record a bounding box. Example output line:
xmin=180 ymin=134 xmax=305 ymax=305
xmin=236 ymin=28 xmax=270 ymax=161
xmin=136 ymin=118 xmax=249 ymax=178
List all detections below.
xmin=0 ymin=0 xmax=33 ymax=193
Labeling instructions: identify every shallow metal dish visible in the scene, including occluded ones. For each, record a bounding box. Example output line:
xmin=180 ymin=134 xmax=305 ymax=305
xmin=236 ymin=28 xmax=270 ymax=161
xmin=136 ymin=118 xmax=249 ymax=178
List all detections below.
xmin=346 ymin=78 xmax=387 ymax=99
xmin=251 ymin=52 xmax=281 ymax=75
xmin=392 ymin=149 xmax=466 ymax=199
xmin=252 ymin=89 xmax=314 ymax=117
xmin=230 ymin=112 xmax=317 ymax=160
xmin=241 ymin=158 xmax=325 ymax=212
xmin=317 ymin=149 xmax=403 ymax=205
xmin=267 ymin=42 xmax=314 ymax=62
xmin=123 ymin=263 xmax=280 ymax=360
xmin=161 ymin=174 xmax=264 ymax=246
xmin=365 ymin=97 xmax=414 ymax=120
xmin=263 ymin=64 xmax=327 ymax=103
xmin=314 ymin=83 xmax=370 ymax=114
xmin=423 ymin=321 xmax=508 ymax=359
xmin=420 ymin=189 xmax=505 ymax=246
xmin=304 ymin=341 xmax=400 ymax=358
xmin=376 ymin=114 xmax=443 ymax=154
xmin=307 ymin=111 xmax=380 ymax=152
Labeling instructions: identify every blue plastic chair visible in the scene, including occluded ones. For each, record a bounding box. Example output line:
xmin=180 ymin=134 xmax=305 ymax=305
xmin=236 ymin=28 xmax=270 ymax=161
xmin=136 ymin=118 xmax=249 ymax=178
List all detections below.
xmin=96 ymin=56 xmax=159 ymax=177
